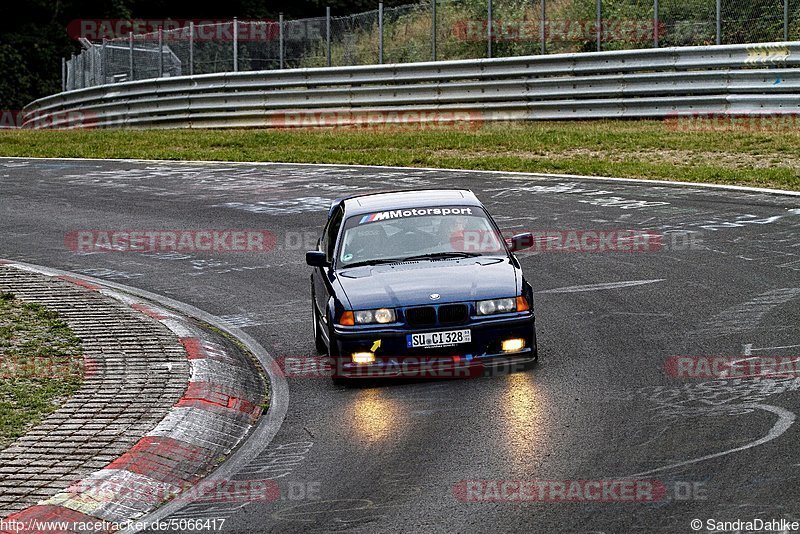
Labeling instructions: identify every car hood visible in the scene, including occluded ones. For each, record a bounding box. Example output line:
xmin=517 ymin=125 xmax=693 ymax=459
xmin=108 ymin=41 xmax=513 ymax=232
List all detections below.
xmin=337 ymin=257 xmax=519 ymax=309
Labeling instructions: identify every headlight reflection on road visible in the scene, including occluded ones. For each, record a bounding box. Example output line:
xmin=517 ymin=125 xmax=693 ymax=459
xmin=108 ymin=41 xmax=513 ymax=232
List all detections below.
xmin=351 ymin=389 xmax=408 ymax=443
xmin=498 ymin=372 xmax=548 ymax=470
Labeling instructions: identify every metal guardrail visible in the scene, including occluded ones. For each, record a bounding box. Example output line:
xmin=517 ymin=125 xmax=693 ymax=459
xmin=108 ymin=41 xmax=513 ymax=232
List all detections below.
xmin=22 ymin=42 xmax=800 ymax=129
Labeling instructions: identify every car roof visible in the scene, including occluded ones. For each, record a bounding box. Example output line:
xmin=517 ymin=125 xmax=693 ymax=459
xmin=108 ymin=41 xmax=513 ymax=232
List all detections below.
xmin=338 ymin=189 xmax=481 ymax=217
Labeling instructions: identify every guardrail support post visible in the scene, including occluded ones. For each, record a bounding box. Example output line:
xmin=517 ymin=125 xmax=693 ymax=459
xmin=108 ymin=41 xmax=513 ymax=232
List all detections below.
xmin=716 ymin=0 xmax=721 ymax=45
xmin=279 ymin=13 xmax=285 ymax=69
xmin=233 ymin=17 xmax=239 ymax=72
xmin=540 ymin=0 xmax=546 ymax=54
xmin=158 ymin=27 xmax=164 ymax=77
xmin=487 ymin=0 xmax=493 ymax=58
xmin=654 ymin=0 xmax=659 ymax=47
xmin=326 ymin=7 xmax=331 ymax=67
xmin=596 ymin=0 xmax=602 ymax=51
xmin=432 ymin=0 xmax=437 ymax=61
xmin=128 ymin=32 xmax=134 ymax=80
xmin=189 ymin=22 xmax=194 ymax=75
xmin=378 ymin=2 xmax=384 ymax=64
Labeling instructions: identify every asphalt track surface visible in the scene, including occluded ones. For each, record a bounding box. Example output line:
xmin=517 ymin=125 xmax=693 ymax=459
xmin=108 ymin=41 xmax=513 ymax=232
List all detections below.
xmin=1 ymin=158 xmax=800 ymax=534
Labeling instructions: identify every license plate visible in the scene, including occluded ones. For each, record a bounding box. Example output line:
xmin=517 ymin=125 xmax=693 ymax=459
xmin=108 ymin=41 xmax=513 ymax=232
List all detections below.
xmin=407 ymin=329 xmax=471 ymax=348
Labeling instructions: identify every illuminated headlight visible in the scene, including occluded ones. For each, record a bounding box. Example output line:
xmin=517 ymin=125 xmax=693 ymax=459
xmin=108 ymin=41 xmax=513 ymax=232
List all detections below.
xmin=354 ymin=308 xmax=396 ymax=324
xmin=477 ymin=298 xmax=516 ymax=316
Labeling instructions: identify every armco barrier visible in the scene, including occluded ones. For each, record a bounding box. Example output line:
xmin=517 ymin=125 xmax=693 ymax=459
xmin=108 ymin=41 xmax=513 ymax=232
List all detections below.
xmin=21 ymin=42 xmax=800 ymax=129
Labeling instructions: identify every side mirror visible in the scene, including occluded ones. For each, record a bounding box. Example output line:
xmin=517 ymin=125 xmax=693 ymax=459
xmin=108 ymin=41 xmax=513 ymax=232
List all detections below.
xmin=508 ymin=232 xmax=533 ymax=253
xmin=306 ymin=251 xmax=329 ymax=267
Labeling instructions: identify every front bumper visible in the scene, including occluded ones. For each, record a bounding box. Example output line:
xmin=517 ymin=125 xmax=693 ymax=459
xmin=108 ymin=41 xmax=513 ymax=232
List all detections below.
xmin=331 ymin=313 xmax=536 ymax=379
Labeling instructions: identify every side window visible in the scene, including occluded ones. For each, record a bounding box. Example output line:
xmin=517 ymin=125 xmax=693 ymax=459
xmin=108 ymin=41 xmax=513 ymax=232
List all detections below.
xmin=324 ymin=208 xmax=344 ymax=262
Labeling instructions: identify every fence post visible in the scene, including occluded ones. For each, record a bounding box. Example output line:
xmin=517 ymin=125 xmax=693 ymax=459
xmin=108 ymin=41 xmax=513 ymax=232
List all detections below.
xmin=158 ymin=27 xmax=164 ymax=77
xmin=540 ymin=0 xmax=546 ymax=54
xmin=189 ymin=21 xmax=194 ymax=75
xmin=716 ymin=0 xmax=721 ymax=45
xmin=279 ymin=13 xmax=285 ymax=69
xmin=326 ymin=7 xmax=332 ymax=67
xmin=88 ymin=46 xmax=95 ymax=86
xmin=379 ymin=2 xmax=384 ymax=64
xmin=487 ymin=0 xmax=493 ymax=58
xmin=128 ymin=32 xmax=134 ymax=80
xmin=654 ymin=0 xmax=659 ymax=47
xmin=62 ymin=57 xmax=66 ymax=92
xmin=596 ymin=0 xmax=602 ymax=51
xmin=233 ymin=17 xmax=239 ymax=72
xmin=432 ymin=0 xmax=437 ymax=61
xmin=95 ymin=43 xmax=101 ymax=85
xmin=785 ymin=0 xmax=789 ymax=41
xmin=101 ymin=39 xmax=107 ymax=83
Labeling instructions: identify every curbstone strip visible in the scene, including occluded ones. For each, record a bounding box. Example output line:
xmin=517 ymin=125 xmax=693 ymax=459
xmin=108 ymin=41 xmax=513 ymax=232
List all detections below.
xmin=0 ymin=262 xmax=267 ymax=533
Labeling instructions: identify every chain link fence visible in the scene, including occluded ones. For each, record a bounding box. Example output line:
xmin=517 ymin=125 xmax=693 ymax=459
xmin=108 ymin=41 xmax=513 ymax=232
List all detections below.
xmin=63 ymin=0 xmax=800 ymax=91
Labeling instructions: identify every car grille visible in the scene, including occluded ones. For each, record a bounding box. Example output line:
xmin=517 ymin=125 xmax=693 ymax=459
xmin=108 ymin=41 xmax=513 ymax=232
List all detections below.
xmin=405 ymin=304 xmax=469 ymax=327
xmin=437 ymin=304 xmax=468 ymax=325
xmin=405 ymin=306 xmax=437 ymax=326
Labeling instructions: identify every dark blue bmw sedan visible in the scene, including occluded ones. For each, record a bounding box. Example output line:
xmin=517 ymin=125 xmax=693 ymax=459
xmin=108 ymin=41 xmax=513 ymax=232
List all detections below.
xmin=306 ymin=189 xmax=537 ymax=383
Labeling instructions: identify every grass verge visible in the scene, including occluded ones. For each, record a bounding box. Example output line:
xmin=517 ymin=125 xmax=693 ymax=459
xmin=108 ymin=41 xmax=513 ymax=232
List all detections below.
xmin=0 ymin=292 xmax=83 ymax=447
xmin=0 ymin=120 xmax=798 ymax=191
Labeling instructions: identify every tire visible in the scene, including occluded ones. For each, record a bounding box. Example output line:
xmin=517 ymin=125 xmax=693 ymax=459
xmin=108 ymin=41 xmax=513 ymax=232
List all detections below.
xmin=327 ymin=323 xmax=351 ymax=386
xmin=312 ymin=297 xmax=326 ymax=354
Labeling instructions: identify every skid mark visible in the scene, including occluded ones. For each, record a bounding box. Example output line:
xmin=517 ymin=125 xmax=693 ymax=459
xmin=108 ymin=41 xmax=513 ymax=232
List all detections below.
xmin=626 ymin=404 xmax=795 ymax=477
xmin=539 ymin=279 xmax=665 ymax=294
xmin=694 ymin=287 xmax=800 ymax=337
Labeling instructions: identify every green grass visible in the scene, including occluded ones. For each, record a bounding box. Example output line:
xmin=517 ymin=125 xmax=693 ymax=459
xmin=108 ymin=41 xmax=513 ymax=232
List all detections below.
xmin=0 ymin=120 xmax=798 ymax=190
xmin=0 ymin=292 xmax=83 ymax=447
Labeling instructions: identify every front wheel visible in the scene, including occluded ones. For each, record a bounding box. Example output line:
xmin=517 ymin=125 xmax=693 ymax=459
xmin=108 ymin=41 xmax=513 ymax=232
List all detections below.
xmin=327 ymin=325 xmax=352 ymax=386
xmin=311 ymin=295 xmax=326 ymax=354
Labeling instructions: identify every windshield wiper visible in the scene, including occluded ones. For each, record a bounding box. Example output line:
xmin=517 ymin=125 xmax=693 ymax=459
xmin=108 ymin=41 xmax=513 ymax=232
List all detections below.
xmin=341 ymin=258 xmax=404 ymax=269
xmin=342 ymin=252 xmax=486 ymax=269
xmin=398 ymin=251 xmax=484 ymax=262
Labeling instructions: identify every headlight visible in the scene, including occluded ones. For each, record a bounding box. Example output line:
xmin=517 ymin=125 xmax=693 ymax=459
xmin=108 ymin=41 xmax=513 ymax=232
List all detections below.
xmin=477 ymin=298 xmax=517 ymax=316
xmin=354 ymin=308 xmax=396 ymax=324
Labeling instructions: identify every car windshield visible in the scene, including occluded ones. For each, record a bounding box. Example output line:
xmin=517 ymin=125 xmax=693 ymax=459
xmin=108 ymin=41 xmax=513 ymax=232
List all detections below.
xmin=337 ymin=206 xmax=506 ymax=267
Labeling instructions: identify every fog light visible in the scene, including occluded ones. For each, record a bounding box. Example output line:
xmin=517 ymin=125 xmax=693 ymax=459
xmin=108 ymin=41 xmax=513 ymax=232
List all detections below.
xmin=352 ymin=352 xmax=376 ymax=365
xmin=502 ymin=338 xmax=525 ymax=353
